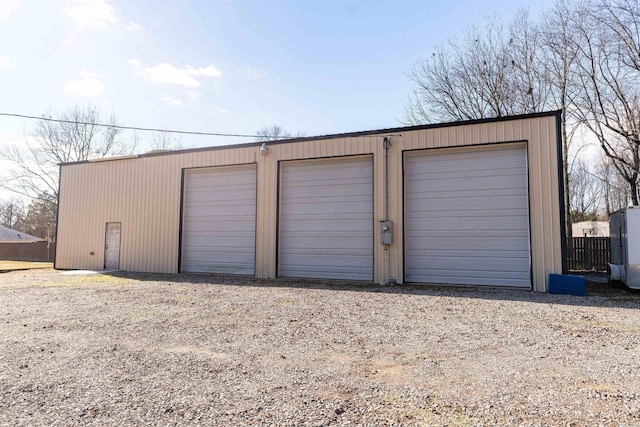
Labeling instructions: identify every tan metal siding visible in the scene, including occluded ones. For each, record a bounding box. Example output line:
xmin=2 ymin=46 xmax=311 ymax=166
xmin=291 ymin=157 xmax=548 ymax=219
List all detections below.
xmin=57 ymin=115 xmax=561 ymax=291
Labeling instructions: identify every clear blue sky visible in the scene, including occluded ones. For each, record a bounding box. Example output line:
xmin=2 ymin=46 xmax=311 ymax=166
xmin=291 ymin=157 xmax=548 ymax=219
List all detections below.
xmin=0 ymin=0 xmax=551 ymax=154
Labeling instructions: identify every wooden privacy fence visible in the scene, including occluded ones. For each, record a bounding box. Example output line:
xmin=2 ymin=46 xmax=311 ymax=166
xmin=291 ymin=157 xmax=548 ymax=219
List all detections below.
xmin=567 ymin=237 xmax=610 ymax=272
xmin=0 ymin=241 xmax=56 ymax=262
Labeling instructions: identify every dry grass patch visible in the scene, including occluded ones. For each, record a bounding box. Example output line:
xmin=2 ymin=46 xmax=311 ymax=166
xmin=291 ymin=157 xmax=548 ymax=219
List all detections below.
xmin=0 ymin=261 xmax=52 ymax=271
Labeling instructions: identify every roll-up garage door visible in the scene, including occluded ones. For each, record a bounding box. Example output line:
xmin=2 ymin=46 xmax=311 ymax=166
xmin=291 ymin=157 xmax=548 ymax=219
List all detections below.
xmin=404 ymin=145 xmax=531 ymax=287
xmin=181 ymin=165 xmax=256 ymax=275
xmin=279 ymin=157 xmax=373 ymax=280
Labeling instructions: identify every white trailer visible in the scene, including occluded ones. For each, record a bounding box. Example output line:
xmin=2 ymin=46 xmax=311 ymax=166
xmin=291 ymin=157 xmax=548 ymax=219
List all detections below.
xmin=609 ymin=207 xmax=640 ymax=289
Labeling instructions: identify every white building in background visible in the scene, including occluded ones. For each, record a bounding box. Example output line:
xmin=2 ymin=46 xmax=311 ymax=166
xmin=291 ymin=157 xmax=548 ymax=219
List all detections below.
xmin=572 ymin=221 xmax=610 ymax=237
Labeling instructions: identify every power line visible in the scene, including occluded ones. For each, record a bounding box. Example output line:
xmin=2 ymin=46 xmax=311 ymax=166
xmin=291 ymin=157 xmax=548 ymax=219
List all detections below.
xmin=0 ymin=112 xmax=262 ymax=138
xmin=0 ymin=111 xmax=401 ymax=141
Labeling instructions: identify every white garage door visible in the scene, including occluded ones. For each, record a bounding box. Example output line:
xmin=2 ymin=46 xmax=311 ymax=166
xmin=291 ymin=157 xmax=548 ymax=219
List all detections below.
xmin=181 ymin=165 xmax=256 ymax=275
xmin=279 ymin=157 xmax=373 ymax=280
xmin=404 ymin=145 xmax=530 ymax=287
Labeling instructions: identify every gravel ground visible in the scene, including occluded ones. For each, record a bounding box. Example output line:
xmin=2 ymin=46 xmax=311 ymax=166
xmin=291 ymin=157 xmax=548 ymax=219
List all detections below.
xmin=1 ymin=269 xmax=640 ymax=426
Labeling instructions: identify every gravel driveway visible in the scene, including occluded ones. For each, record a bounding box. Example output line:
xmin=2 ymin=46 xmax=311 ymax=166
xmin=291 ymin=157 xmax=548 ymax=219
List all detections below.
xmin=1 ymin=269 xmax=640 ymax=426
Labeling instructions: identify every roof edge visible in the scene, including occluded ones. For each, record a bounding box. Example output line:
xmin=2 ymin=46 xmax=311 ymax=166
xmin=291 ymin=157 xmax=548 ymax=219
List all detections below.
xmin=60 ymin=110 xmax=562 ymax=166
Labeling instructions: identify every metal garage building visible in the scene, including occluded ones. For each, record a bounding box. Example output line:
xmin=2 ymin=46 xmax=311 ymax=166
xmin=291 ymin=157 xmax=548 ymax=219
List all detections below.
xmin=55 ymin=111 xmax=565 ymax=292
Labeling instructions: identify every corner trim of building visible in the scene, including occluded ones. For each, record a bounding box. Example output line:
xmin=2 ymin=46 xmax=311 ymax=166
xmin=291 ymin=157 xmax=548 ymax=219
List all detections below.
xmin=53 ymin=164 xmax=61 ymax=270
xmin=177 ymin=168 xmax=185 ymax=273
xmin=556 ymin=112 xmax=568 ymax=275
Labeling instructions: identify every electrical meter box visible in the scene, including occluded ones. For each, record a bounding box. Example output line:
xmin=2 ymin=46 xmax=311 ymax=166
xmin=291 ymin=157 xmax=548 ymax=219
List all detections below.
xmin=379 ymin=220 xmax=392 ymax=245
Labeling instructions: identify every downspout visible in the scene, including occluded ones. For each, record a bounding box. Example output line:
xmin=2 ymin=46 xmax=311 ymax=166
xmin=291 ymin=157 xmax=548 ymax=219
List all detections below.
xmin=384 ymin=137 xmax=390 ymax=222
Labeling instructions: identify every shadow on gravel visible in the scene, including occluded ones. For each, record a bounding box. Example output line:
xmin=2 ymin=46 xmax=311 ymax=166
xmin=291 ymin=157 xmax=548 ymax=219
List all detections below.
xmin=100 ymin=270 xmax=640 ymax=309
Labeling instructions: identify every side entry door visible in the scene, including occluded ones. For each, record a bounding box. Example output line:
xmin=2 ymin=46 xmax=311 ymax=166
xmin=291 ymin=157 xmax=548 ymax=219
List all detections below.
xmin=104 ymin=222 xmax=121 ymax=270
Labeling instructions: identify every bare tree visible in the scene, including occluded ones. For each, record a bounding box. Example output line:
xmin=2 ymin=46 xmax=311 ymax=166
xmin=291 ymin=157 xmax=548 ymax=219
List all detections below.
xmin=148 ymin=131 xmax=184 ymax=152
xmin=0 ymin=198 xmax=25 ymax=230
xmin=569 ymin=157 xmax=602 ymax=222
xmin=571 ymin=0 xmax=640 ymax=204
xmin=507 ymin=10 xmax=554 ymax=114
xmin=404 ymin=14 xmax=553 ymax=124
xmin=541 ymin=0 xmax=586 ymax=236
xmin=256 ymin=125 xmax=304 ymax=141
xmin=0 ymin=105 xmax=135 ymax=200
xmin=597 ymin=155 xmax=631 ymax=216
xmin=405 ymin=18 xmax=512 ymax=123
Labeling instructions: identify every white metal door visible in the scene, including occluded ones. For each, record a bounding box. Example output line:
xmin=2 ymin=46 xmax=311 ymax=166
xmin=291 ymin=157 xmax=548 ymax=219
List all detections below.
xmin=404 ymin=145 xmax=531 ymax=287
xmin=181 ymin=165 xmax=256 ymax=275
xmin=279 ymin=157 xmax=373 ymax=280
xmin=104 ymin=222 xmax=121 ymax=270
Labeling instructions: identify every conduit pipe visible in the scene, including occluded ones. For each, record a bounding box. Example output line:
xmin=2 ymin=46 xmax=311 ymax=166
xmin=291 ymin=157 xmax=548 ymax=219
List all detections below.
xmin=383 ymin=137 xmax=390 ymax=222
xmin=382 ymin=136 xmax=396 ymax=285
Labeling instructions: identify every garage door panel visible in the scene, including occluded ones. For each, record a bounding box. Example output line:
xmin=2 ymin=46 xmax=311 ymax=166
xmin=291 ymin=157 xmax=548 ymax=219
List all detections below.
xmin=414 ymin=149 xmax=525 ymax=171
xmin=282 ymin=193 xmax=372 ymax=203
xmin=279 ymin=158 xmax=373 ymax=280
xmin=280 ymin=235 xmax=371 ymax=249
xmin=281 ymin=202 xmax=371 ymax=216
xmin=408 ymin=195 xmax=528 ymax=211
xmin=414 ymin=216 xmax=529 ymax=232
xmin=411 ymin=166 xmax=527 ymax=181
xmin=406 ymin=187 xmax=527 ymax=202
xmin=407 ymin=248 xmax=530 ymax=258
xmin=405 ymin=146 xmax=530 ymax=287
xmin=280 ymin=240 xmax=371 ymax=256
xmin=407 ymin=230 xmax=529 ymax=241
xmin=408 ymin=176 xmax=527 ymax=194
xmin=406 ymin=235 xmax=530 ymax=252
xmin=184 ymin=236 xmax=255 ymax=247
xmin=185 ymin=261 xmax=254 ymax=275
xmin=405 ymin=269 xmax=531 ymax=283
xmin=406 ymin=216 xmax=528 ymax=231
xmin=284 ymin=177 xmax=371 ymax=189
xmin=279 ymin=265 xmax=372 ymax=280
xmin=409 ymin=208 xmax=529 ymax=218
xmin=187 ymin=179 xmax=254 ymax=189
xmin=187 ymin=194 xmax=256 ymax=205
xmin=406 ymin=255 xmax=530 ymax=272
xmin=408 ymin=268 xmax=531 ymax=282
xmin=408 ymin=187 xmax=528 ymax=198
xmin=410 ymin=166 xmax=526 ymax=181
xmin=280 ymin=253 xmax=372 ymax=267
xmin=408 ymin=274 xmax=531 ymax=287
xmin=188 ymin=185 xmax=254 ymax=194
xmin=187 ymin=167 xmax=253 ymax=181
xmin=284 ymin=163 xmax=371 ymax=180
xmin=187 ymin=251 xmax=254 ymax=261
xmin=183 ymin=217 xmax=255 ymax=227
xmin=283 ymin=193 xmax=370 ymax=203
xmin=282 ymin=209 xmax=371 ymax=217
xmin=285 ymin=176 xmax=371 ymax=188
xmin=184 ymin=210 xmax=256 ymax=219
xmin=181 ymin=165 xmax=256 ymax=275
xmin=279 ymin=220 xmax=371 ymax=232
xmin=282 ymin=216 xmax=371 ymax=225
